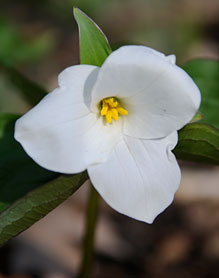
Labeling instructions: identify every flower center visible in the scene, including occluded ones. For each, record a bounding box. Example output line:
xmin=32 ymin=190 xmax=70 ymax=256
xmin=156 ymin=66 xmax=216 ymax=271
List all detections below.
xmin=100 ymin=97 xmax=128 ymax=124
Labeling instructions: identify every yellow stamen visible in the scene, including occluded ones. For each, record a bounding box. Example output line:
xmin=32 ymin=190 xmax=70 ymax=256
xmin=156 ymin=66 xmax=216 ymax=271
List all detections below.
xmin=106 ymin=110 xmax=112 ymax=123
xmin=100 ymin=97 xmax=128 ymax=124
xmin=111 ymin=108 xmax=119 ymax=121
xmin=117 ymin=105 xmax=128 ymax=116
xmin=104 ymin=98 xmax=118 ymax=107
xmin=100 ymin=102 xmax=108 ymax=116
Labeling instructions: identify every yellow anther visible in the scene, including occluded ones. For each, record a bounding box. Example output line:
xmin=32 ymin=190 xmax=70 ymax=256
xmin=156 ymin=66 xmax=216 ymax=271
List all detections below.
xmin=100 ymin=97 xmax=128 ymax=124
xmin=111 ymin=108 xmax=119 ymax=121
xmin=105 ymin=98 xmax=118 ymax=107
xmin=117 ymin=105 xmax=128 ymax=116
xmin=106 ymin=110 xmax=112 ymax=123
xmin=100 ymin=102 xmax=108 ymax=116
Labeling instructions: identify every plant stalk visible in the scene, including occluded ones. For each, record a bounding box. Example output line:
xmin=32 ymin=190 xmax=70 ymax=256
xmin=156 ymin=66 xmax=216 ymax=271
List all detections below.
xmin=79 ymin=184 xmax=99 ymax=278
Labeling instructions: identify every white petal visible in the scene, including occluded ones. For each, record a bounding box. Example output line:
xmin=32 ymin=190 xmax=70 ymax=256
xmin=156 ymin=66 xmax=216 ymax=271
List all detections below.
xmin=167 ymin=54 xmax=176 ymax=64
xmin=15 ymin=65 xmax=123 ymax=173
xmin=88 ymin=132 xmax=181 ymax=223
xmin=90 ymin=45 xmax=201 ymax=138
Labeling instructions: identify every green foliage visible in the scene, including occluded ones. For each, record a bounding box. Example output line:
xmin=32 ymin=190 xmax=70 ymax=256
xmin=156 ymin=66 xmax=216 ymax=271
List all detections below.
xmin=73 ymin=0 xmax=105 ymax=14
xmin=191 ymin=112 xmax=203 ymax=123
xmin=74 ymin=8 xmax=112 ymax=66
xmin=0 ymin=173 xmax=88 ymax=246
xmin=0 ymin=62 xmax=47 ymax=106
xmin=174 ymin=123 xmax=219 ymax=164
xmin=183 ymin=59 xmax=219 ymax=129
xmin=0 ymin=113 xmax=58 ymax=212
xmin=0 ymin=112 xmax=88 ymax=246
xmin=0 ymin=18 xmax=53 ymax=65
xmin=174 ymin=59 xmax=219 ymax=165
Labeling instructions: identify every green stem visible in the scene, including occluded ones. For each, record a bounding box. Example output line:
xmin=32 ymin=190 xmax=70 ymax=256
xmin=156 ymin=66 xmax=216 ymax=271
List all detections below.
xmin=79 ymin=184 xmax=99 ymax=278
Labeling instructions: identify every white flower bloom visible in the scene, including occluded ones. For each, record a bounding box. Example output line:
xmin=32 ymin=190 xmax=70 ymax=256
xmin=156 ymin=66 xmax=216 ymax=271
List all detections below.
xmin=14 ymin=46 xmax=201 ymax=223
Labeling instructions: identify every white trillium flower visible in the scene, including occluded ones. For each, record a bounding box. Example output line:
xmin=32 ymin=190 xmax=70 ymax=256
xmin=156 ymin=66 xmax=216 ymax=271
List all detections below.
xmin=15 ymin=46 xmax=201 ymax=223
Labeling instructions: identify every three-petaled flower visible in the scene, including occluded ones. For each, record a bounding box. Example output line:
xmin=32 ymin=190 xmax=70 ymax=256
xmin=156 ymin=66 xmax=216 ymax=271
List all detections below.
xmin=15 ymin=46 xmax=201 ymax=223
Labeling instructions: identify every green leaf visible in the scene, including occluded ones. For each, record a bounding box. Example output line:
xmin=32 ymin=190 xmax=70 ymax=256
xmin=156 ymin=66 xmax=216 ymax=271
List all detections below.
xmin=74 ymin=7 xmax=112 ymax=67
xmin=182 ymin=59 xmax=219 ymax=129
xmin=175 ymin=59 xmax=219 ymax=165
xmin=0 ymin=172 xmax=88 ymax=246
xmin=174 ymin=123 xmax=219 ymax=164
xmin=0 ymin=62 xmax=47 ymax=106
xmin=0 ymin=113 xmax=58 ymax=212
xmin=0 ymin=113 xmax=88 ymax=245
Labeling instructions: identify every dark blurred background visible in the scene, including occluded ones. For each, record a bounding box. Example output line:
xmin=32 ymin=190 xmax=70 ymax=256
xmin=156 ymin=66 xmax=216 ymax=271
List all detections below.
xmin=0 ymin=0 xmax=219 ymax=277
